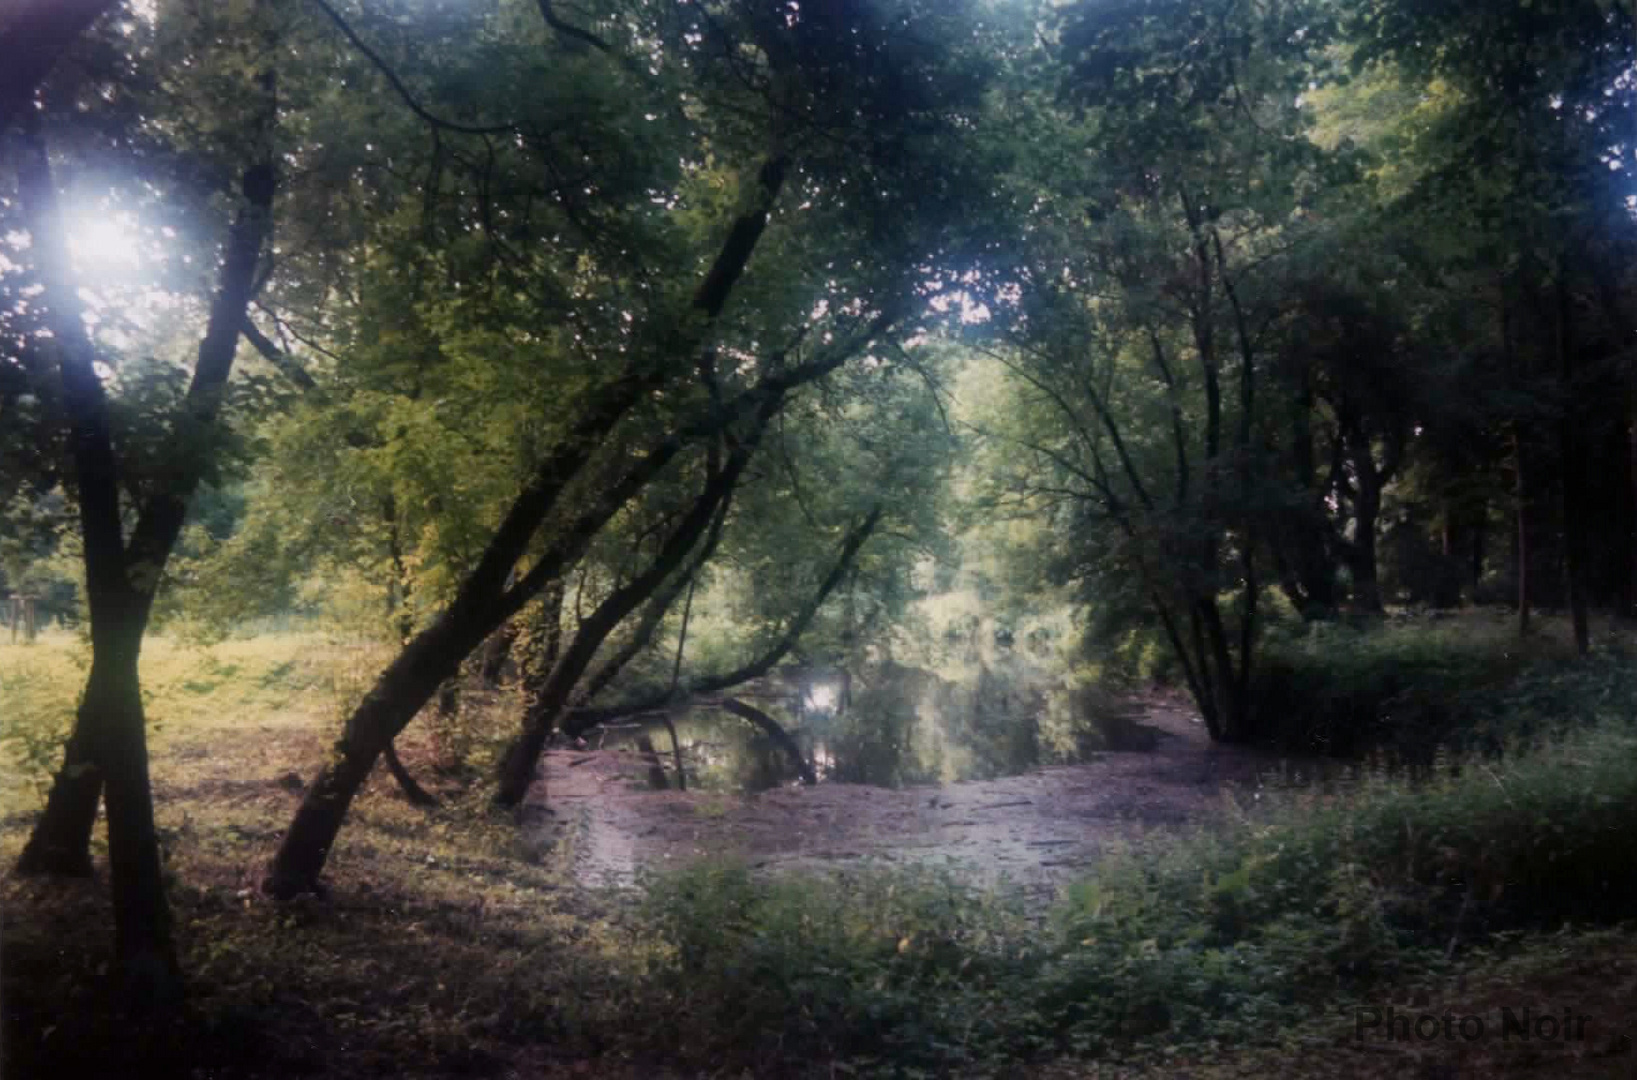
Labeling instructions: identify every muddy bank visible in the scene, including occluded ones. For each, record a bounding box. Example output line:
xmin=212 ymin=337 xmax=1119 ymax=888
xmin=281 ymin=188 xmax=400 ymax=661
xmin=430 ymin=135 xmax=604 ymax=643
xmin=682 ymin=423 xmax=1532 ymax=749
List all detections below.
xmin=526 ymin=703 xmax=1273 ymax=898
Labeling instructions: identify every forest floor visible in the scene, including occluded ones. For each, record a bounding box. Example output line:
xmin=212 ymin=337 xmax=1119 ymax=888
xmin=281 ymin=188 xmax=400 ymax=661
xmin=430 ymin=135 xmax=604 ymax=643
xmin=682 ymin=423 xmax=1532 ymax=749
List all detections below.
xmin=4 ymin=633 xmax=1636 ymax=1078
xmin=530 ymin=696 xmax=1272 ymax=902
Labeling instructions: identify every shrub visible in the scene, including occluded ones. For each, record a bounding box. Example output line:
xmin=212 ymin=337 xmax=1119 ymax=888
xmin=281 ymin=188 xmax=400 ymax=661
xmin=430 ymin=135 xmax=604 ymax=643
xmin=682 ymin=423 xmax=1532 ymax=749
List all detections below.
xmin=1248 ymin=613 xmax=1581 ymax=757
xmin=631 ymin=862 xmax=1044 ymax=1075
xmin=1043 ymin=715 xmax=1637 ymax=1050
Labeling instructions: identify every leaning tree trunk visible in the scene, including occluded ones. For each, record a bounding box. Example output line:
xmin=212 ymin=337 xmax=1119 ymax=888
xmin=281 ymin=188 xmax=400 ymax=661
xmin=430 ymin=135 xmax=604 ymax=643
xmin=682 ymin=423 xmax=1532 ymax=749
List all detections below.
xmin=512 ymin=580 xmax=565 ymax=789
xmin=380 ymin=492 xmax=438 ymax=803
xmin=381 ymin=742 xmax=438 ymax=806
xmin=265 ymin=591 xmax=524 ymax=897
xmin=265 ymin=364 xmax=696 ymax=898
xmin=495 ymin=443 xmax=752 ymax=807
xmin=720 ymin=698 xmax=814 ymax=784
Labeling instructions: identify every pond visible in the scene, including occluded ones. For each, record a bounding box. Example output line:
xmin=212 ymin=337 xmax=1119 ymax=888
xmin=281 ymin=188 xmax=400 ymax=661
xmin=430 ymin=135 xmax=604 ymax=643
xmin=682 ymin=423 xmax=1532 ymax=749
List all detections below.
xmin=588 ymin=659 xmax=1165 ymax=794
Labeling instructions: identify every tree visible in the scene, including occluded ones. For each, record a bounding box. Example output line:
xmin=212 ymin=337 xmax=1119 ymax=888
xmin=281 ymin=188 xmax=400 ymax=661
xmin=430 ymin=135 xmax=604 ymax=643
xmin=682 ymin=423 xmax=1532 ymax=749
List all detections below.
xmin=0 ymin=0 xmax=120 ymax=134
xmin=6 ymin=0 xmax=277 ymax=994
xmin=1348 ymin=0 xmax=1637 ymax=648
xmin=983 ymin=0 xmax=1336 ymax=741
xmin=2 ymin=0 xmax=281 ymax=1001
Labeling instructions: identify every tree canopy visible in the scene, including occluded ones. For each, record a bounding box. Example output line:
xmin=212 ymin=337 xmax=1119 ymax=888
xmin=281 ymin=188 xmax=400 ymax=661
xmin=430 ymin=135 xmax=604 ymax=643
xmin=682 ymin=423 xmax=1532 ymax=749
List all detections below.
xmin=3 ymin=0 xmax=1636 ymax=1010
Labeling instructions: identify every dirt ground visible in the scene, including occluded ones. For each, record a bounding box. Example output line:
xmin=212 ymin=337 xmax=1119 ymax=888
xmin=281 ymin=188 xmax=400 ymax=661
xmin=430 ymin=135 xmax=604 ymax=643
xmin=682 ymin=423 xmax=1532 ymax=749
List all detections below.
xmin=527 ymin=697 xmax=1274 ymax=898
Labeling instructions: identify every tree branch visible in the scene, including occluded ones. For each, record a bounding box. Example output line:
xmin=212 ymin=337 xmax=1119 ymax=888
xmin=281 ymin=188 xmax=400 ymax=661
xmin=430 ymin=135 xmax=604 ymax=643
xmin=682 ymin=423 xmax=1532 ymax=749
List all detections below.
xmin=241 ymin=315 xmax=317 ymax=392
xmin=565 ymin=503 xmax=883 ymax=733
xmin=534 ymin=0 xmax=610 ymax=53
xmin=307 ymin=0 xmax=517 ymax=136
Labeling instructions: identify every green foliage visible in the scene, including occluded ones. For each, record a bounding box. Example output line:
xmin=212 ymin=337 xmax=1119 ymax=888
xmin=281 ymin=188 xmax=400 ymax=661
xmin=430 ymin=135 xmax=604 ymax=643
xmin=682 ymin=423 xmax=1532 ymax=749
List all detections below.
xmin=1045 ymin=711 xmax=1637 ymax=1046
xmin=632 ymin=862 xmax=1043 ymax=1076
xmin=0 ymin=492 xmax=85 ymax=630
xmin=1248 ymin=614 xmax=1625 ymax=755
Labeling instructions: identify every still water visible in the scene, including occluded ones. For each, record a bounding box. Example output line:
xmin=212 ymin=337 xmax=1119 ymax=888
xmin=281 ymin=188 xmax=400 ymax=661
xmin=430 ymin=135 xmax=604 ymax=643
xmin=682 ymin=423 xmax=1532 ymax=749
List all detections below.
xmin=594 ymin=659 xmax=1149 ymax=794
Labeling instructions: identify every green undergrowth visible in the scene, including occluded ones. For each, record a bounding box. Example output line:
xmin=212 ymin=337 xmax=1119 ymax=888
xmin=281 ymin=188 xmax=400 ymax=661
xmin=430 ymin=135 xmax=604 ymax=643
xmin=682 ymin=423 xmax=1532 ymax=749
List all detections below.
xmin=1249 ymin=613 xmax=1637 ymax=757
xmin=5 ymin=631 xmax=1637 ymax=1078
xmin=624 ymin=713 xmax=1637 ymax=1076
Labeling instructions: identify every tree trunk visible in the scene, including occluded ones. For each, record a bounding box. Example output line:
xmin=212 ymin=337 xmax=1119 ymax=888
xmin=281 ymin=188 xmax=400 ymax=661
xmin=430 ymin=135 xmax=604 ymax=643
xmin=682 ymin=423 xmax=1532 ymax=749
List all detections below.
xmin=14 ymin=721 xmax=100 ymax=875
xmin=17 ymin=62 xmax=275 ymax=892
xmin=1184 ymin=603 xmax=1222 ymax=741
xmin=265 ymin=590 xmax=517 ymax=898
xmin=1515 ymin=427 xmax=1532 ymax=636
xmin=1348 ymin=457 xmax=1384 ymax=613
xmin=479 ymin=620 xmax=519 ymax=687
xmin=267 ymin=351 xmax=879 ymax=894
xmin=267 ymin=386 xmax=698 ymax=898
xmin=1628 ymin=385 xmax=1637 ymax=619
xmin=496 ymin=440 xmax=754 ymax=806
xmin=93 ymin=641 xmax=181 ymax=1005
xmin=521 ymin=582 xmax=567 ymax=700
xmin=380 ymin=493 xmax=438 ymax=801
xmin=634 ymin=732 xmax=669 ymax=789
xmin=660 ymin=714 xmax=686 ymax=791
xmin=1195 ymin=593 xmax=1247 ymax=741
xmin=0 ymin=0 xmax=118 ymax=133
xmin=1469 ymin=502 xmax=1487 ymax=603
xmin=1235 ymin=545 xmax=1257 ymax=739
xmin=10 ymin=119 xmax=210 ymax=1002
xmin=1556 ymin=278 xmax=1590 ymax=655
xmin=560 ymin=505 xmax=884 ymax=740
xmin=1284 ymin=376 xmax=1338 ymax=617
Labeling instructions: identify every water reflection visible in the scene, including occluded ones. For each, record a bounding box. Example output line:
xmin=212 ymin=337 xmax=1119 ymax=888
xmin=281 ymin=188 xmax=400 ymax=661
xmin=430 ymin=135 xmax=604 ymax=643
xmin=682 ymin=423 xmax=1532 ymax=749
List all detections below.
xmin=599 ymin=656 xmax=1139 ymax=794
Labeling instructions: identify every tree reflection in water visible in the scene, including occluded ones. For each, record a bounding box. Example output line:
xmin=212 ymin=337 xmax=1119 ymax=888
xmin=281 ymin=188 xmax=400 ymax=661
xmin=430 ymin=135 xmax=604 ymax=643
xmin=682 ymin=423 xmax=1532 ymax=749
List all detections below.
xmin=604 ymin=657 xmax=1130 ymax=793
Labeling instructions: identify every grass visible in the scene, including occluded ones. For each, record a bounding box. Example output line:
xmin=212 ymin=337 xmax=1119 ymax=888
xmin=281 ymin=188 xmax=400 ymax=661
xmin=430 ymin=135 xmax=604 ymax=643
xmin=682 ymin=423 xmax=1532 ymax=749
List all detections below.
xmin=1038 ymin=929 xmax=1637 ymax=1079
xmin=4 ymin=621 xmax=1637 ymax=1078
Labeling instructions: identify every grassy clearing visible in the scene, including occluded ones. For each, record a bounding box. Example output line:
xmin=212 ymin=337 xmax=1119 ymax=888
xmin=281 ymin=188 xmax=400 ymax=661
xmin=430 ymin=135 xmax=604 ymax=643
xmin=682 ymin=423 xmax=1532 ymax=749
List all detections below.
xmin=1 ymin=631 xmax=344 ymax=815
xmin=4 ymin=624 xmax=1637 ymax=1078
xmin=2 ymin=631 xmax=617 ymax=1077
